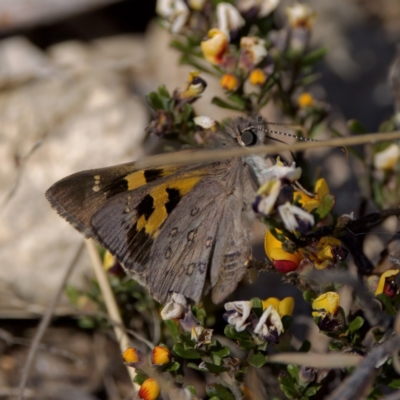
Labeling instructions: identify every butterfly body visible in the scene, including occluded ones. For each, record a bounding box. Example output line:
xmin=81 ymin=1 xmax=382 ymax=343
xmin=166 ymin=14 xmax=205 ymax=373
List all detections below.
xmin=46 ymin=116 xmax=269 ymax=303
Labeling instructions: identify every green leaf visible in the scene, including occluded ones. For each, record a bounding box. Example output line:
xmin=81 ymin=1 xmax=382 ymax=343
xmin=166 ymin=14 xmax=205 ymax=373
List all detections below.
xmin=173 ymin=343 xmax=201 ymax=359
xmin=349 ymin=316 xmax=365 ymax=332
xmin=282 ymin=315 xmax=293 ymax=331
xmin=164 ymin=320 xmax=180 ymax=342
xmin=186 ymin=384 xmax=196 ymax=395
xmin=287 ymin=365 xmax=300 ymax=384
xmin=193 ymin=306 xmax=207 ymax=325
xmin=250 ymin=352 xmax=267 ymax=368
xmin=206 ymin=384 xmax=235 ymax=400
xmin=158 ymin=85 xmax=170 ymax=98
xmin=348 ymin=119 xmax=368 ymax=134
xmin=224 ymin=325 xmax=252 ymax=341
xmin=305 ymin=385 xmax=322 ymax=396
xmin=314 ymin=194 xmax=335 ymax=220
xmin=301 ymin=46 xmax=327 ymax=66
xmin=227 ymin=93 xmax=247 ymax=108
xmin=279 ymin=384 xmax=297 ymax=399
xmin=132 ymin=370 xmax=148 ymax=385
xmin=213 ymin=346 xmax=230 ymax=359
xmin=187 ymin=362 xmax=208 ymax=372
xmin=164 ymin=361 xmax=180 ymax=372
xmin=389 ymin=379 xmax=400 ymax=388
xmin=211 ymin=96 xmax=245 ymax=111
xmin=146 ymin=92 xmax=164 ymax=110
xmin=205 ymin=362 xmax=230 ymax=373
xmin=329 ymin=341 xmax=343 ymax=351
xmin=251 ymin=297 xmax=264 ymax=317
xmin=303 ymin=290 xmax=315 ymax=303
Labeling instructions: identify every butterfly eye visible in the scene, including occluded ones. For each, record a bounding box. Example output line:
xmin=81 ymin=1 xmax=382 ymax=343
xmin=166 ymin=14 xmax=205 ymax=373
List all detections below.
xmin=241 ymin=129 xmax=258 ymax=146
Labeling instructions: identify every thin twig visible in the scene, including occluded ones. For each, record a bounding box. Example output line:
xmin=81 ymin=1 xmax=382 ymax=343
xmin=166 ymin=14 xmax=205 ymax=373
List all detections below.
xmin=84 ymin=239 xmax=139 ymax=390
xmin=18 ymin=241 xmax=85 ymax=400
xmin=133 ymin=130 xmax=400 ymax=170
xmin=327 ymin=335 xmax=400 ymax=400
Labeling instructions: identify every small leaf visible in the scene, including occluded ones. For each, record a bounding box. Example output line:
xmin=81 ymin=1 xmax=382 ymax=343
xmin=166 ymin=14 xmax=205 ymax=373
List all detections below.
xmin=303 ymin=290 xmax=315 ymax=303
xmin=348 ymin=119 xmax=368 ymax=134
xmin=227 ymin=93 xmax=247 ymax=108
xmin=389 ymin=379 xmax=400 ymax=389
xmin=186 ymin=384 xmax=196 ymax=395
xmin=305 ymin=385 xmax=322 ymax=396
xmin=173 ymin=343 xmax=201 ymax=359
xmin=300 ymin=46 xmax=327 ymax=66
xmin=205 ymin=362 xmax=230 ymax=373
xmin=279 ymin=384 xmax=297 ymax=399
xmin=211 ymin=96 xmax=245 ymax=111
xmin=164 ymin=320 xmax=180 ymax=342
xmin=287 ymin=364 xmax=300 ymax=383
xmin=213 ymin=346 xmax=230 ymax=359
xmin=206 ymin=384 xmax=235 ymax=400
xmin=164 ymin=361 xmax=180 ymax=372
xmin=349 ymin=316 xmax=364 ymax=332
xmin=193 ymin=306 xmax=207 ymax=325
xmin=282 ymin=315 xmax=293 ymax=331
xmin=314 ymin=194 xmax=335 ymax=220
xmin=329 ymin=341 xmax=343 ymax=351
xmin=146 ymin=92 xmax=164 ymax=110
xmin=250 ymin=352 xmax=267 ymax=368
xmin=158 ymin=85 xmax=170 ymax=98
xmin=132 ymin=370 xmax=148 ymax=385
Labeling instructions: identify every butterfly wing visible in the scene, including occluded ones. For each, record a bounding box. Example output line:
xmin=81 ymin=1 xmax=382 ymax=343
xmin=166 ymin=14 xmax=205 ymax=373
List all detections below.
xmin=46 ymin=156 xmax=258 ymax=303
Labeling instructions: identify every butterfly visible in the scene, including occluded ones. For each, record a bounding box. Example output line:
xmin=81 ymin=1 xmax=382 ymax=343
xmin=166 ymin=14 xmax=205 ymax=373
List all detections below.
xmin=46 ymin=116 xmax=275 ymax=304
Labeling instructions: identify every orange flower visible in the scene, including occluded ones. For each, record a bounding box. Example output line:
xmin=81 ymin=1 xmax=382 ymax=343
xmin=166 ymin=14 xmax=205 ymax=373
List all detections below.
xmin=201 ymin=28 xmax=228 ymax=64
xmin=297 ymin=92 xmax=315 ymax=108
xmin=138 ymin=378 xmax=160 ymax=400
xmin=264 ymin=229 xmax=303 ymax=273
xmin=152 ymin=346 xmax=171 ymax=366
xmin=220 ymin=73 xmax=239 ymax=91
xmin=249 ymin=68 xmax=267 ymax=85
xmin=122 ymin=347 xmax=141 ymax=366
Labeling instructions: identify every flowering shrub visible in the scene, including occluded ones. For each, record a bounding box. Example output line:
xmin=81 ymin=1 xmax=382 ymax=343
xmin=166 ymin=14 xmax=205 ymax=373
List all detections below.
xmin=66 ymin=1 xmax=400 ymax=399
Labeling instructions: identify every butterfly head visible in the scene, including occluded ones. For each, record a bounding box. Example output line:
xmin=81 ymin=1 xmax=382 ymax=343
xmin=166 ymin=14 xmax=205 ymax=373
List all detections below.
xmin=225 ymin=116 xmax=268 ymax=148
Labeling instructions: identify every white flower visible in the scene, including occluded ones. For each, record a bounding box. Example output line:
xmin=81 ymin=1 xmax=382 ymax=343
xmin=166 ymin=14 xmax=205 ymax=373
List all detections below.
xmin=254 ymin=305 xmax=283 ymax=343
xmin=271 ymin=157 xmax=302 ymax=182
xmin=278 ymin=202 xmax=314 ymax=232
xmin=160 ymin=292 xmax=188 ymax=320
xmin=240 ymin=36 xmax=268 ymax=65
xmin=191 ymin=326 xmax=213 ymax=347
xmin=223 ymin=301 xmax=253 ymax=331
xmin=237 ymin=0 xmax=281 ymax=18
xmin=156 ymin=0 xmax=189 ymax=33
xmin=255 ymin=179 xmax=281 ymax=215
xmin=286 ymin=2 xmax=316 ymax=29
xmin=194 ymin=116 xmax=217 ymax=130
xmin=373 ymin=143 xmax=400 ymax=171
xmin=217 ymin=3 xmax=245 ymax=40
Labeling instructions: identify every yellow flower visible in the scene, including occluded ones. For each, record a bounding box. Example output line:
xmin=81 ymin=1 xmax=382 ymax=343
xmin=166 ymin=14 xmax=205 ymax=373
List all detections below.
xmin=307 ymin=236 xmax=341 ymax=270
xmin=373 ymin=144 xmax=400 ymax=171
xmin=138 ymin=378 xmax=161 ymax=400
xmin=201 ymin=28 xmax=228 ymax=64
xmin=152 ymin=346 xmax=171 ymax=366
xmin=297 ymin=92 xmax=315 ymax=108
xmin=220 ymin=73 xmax=239 ymax=91
xmin=312 ymin=292 xmax=340 ymax=317
xmin=294 ymin=178 xmax=330 ymax=213
xmin=286 ymin=3 xmax=316 ymax=30
xmin=178 ymin=71 xmax=207 ymax=99
xmin=262 ymin=296 xmax=294 ymax=317
xmin=264 ymin=229 xmax=303 ymax=273
xmin=375 ymin=269 xmax=400 ymax=297
xmin=122 ymin=347 xmax=141 ymax=365
xmin=249 ymin=68 xmax=267 ymax=85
